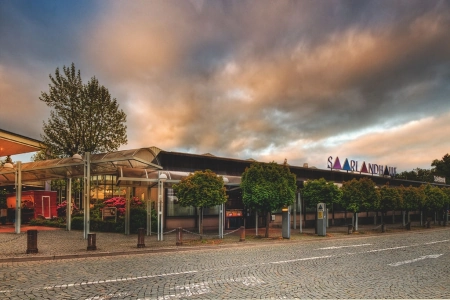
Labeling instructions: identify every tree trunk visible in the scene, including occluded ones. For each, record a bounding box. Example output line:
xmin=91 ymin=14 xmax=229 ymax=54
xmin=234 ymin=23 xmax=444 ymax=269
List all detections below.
xmin=265 ymin=211 xmax=270 ymax=238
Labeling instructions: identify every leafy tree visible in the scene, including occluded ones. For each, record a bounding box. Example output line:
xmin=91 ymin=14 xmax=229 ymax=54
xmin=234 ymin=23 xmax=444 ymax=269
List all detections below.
xmin=40 ymin=63 xmax=127 ymax=157
xmin=423 ymin=184 xmax=446 ymax=223
xmin=379 ymin=184 xmax=401 ymax=224
xmin=396 ymin=168 xmax=434 ymax=183
xmin=401 ymin=185 xmax=425 ymax=223
xmin=431 ymin=154 xmax=450 ymax=183
xmin=302 ymin=178 xmax=341 ymax=208
xmin=173 ymin=169 xmax=228 ymax=235
xmin=340 ymin=178 xmax=379 ymax=228
xmin=302 ymin=178 xmax=341 ymax=225
xmin=240 ymin=161 xmax=297 ymax=238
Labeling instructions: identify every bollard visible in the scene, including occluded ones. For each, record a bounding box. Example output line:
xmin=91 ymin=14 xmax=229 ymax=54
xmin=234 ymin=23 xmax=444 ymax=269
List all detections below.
xmin=87 ymin=233 xmax=97 ymax=251
xmin=406 ymin=222 xmax=411 ymax=230
xmin=176 ymin=227 xmax=183 ymax=246
xmin=26 ymin=230 xmax=38 ymax=254
xmin=347 ymin=225 xmax=353 ymax=234
xmin=239 ymin=226 xmax=245 ymax=242
xmin=381 ymin=223 xmax=386 ymax=233
xmin=137 ymin=228 xmax=145 ymax=248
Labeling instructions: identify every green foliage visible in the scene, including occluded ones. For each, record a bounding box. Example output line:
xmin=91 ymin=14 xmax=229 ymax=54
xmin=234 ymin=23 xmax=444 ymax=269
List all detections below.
xmin=396 ymin=168 xmax=434 ymax=183
xmin=173 ymin=169 xmax=228 ymax=209
xmin=432 ymin=154 xmax=450 ymax=183
xmin=302 ymin=178 xmax=341 ymax=208
xmin=341 ymin=178 xmax=380 ymax=213
xmin=400 ymin=185 xmax=426 ymax=211
xmin=39 ymin=63 xmax=127 ymax=157
xmin=240 ymin=161 xmax=297 ymax=212
xmin=423 ymin=184 xmax=446 ymax=211
xmin=379 ymin=184 xmax=401 ymax=213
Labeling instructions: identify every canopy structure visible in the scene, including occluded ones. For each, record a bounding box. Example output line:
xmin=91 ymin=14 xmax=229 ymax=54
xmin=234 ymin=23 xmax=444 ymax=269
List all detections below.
xmin=0 ymin=129 xmax=42 ymax=157
xmin=116 ymin=168 xmax=241 ymax=187
xmin=0 ymin=147 xmax=164 ymax=236
xmin=0 ymin=147 xmax=163 ymax=185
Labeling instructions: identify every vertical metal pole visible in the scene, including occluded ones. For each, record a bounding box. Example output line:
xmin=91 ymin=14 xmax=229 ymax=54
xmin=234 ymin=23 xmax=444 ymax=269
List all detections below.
xmin=218 ymin=204 xmax=222 ymax=238
xmin=293 ymin=196 xmax=297 ymax=230
xmin=147 ymin=186 xmax=151 ymax=236
xmin=299 ymin=192 xmax=302 ymax=233
xmin=66 ymin=178 xmax=72 ymax=231
xmin=160 ymin=179 xmax=164 ymax=241
xmin=157 ymin=174 xmax=161 ymax=241
xmin=255 ymin=211 xmax=258 ymax=236
xmin=15 ymin=161 xmax=22 ymax=234
xmin=125 ymin=187 xmax=130 ymax=235
xmin=83 ymin=152 xmax=91 ymax=239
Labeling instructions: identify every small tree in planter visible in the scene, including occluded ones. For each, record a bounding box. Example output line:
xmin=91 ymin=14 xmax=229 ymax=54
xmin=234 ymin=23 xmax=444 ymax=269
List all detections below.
xmin=173 ymin=169 xmax=228 ymax=235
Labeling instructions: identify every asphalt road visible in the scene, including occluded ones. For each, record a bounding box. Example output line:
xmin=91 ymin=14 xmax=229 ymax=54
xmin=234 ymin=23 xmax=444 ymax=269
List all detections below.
xmin=1 ymin=229 xmax=449 ymax=299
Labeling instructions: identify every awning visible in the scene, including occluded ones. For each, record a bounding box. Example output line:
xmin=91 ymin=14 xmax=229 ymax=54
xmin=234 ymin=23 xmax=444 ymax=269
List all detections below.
xmin=0 ymin=147 xmax=162 ymax=185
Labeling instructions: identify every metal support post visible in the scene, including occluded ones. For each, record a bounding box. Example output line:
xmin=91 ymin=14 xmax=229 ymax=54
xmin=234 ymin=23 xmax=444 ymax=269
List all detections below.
xmin=298 ymin=193 xmax=302 ymax=233
xmin=146 ymin=186 xmax=152 ymax=236
xmin=66 ymin=178 xmax=72 ymax=231
xmin=125 ymin=187 xmax=131 ymax=235
xmin=15 ymin=161 xmax=22 ymax=234
xmin=83 ymin=152 xmax=91 ymax=240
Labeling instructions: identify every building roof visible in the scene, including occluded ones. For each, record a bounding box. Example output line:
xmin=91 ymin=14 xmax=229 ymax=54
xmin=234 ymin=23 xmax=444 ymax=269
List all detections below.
xmin=0 ymin=129 xmax=42 ymax=157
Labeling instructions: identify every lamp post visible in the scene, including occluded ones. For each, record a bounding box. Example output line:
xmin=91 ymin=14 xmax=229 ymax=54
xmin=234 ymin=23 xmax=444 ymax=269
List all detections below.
xmin=157 ymin=172 xmax=167 ymax=241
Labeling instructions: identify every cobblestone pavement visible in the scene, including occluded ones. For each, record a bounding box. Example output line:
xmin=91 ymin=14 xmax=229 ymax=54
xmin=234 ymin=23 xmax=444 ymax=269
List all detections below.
xmin=0 ymin=224 xmax=449 ymax=299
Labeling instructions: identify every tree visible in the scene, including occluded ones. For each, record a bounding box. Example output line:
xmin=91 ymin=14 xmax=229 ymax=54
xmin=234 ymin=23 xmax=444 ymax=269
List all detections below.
xmin=173 ymin=169 xmax=228 ymax=235
xmin=240 ymin=161 xmax=297 ymax=238
xmin=401 ymin=185 xmax=426 ymax=223
xmin=432 ymin=154 xmax=450 ymax=183
xmin=379 ymin=184 xmax=401 ymax=224
xmin=40 ymin=63 xmax=127 ymax=157
xmin=302 ymin=178 xmax=341 ymax=225
xmin=396 ymin=168 xmax=434 ymax=183
xmin=423 ymin=184 xmax=446 ymax=223
xmin=340 ymin=178 xmax=379 ymax=228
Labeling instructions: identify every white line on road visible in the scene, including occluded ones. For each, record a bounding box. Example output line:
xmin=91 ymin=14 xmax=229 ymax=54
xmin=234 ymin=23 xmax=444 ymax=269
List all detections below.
xmin=424 ymin=239 xmax=449 ymax=245
xmin=388 ymin=254 xmax=443 ymax=267
xmin=318 ymin=243 xmax=372 ymax=250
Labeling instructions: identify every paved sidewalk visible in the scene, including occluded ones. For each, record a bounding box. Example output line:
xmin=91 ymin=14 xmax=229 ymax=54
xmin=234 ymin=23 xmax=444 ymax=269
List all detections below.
xmin=0 ymin=222 xmax=445 ymax=263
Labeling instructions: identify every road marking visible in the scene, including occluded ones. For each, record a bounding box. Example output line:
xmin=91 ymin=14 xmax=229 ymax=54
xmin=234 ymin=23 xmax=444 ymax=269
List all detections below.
xmin=424 ymin=239 xmax=449 ymax=245
xmin=388 ymin=254 xmax=443 ymax=267
xmin=269 ymin=255 xmax=333 ymax=264
xmin=365 ymin=245 xmax=415 ymax=253
xmin=84 ymin=276 xmax=265 ymax=300
xmin=318 ymin=243 xmax=372 ymax=250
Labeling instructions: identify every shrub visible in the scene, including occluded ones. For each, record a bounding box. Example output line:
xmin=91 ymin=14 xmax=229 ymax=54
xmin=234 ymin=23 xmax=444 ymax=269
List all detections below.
xmin=56 ymin=201 xmax=79 ymax=217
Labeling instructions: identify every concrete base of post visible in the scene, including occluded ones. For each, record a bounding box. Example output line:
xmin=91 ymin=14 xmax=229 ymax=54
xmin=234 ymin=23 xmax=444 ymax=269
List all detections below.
xmin=26 ymin=230 xmax=38 ymax=254
xmin=87 ymin=233 xmax=97 ymax=251
xmin=176 ymin=227 xmax=183 ymax=246
xmin=347 ymin=225 xmax=353 ymax=234
xmin=137 ymin=228 xmax=145 ymax=248
xmin=240 ymin=226 xmax=245 ymax=242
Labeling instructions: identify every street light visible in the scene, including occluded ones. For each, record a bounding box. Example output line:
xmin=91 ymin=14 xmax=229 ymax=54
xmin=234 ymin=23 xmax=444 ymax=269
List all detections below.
xmin=157 ymin=172 xmax=167 ymax=241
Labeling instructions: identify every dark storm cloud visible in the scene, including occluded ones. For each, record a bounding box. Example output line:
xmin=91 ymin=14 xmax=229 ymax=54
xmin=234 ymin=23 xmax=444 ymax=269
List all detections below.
xmin=1 ymin=0 xmax=450 ymax=169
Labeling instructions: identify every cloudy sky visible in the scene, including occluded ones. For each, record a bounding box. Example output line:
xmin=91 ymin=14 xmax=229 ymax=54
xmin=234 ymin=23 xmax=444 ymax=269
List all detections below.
xmin=1 ymin=0 xmax=449 ymax=172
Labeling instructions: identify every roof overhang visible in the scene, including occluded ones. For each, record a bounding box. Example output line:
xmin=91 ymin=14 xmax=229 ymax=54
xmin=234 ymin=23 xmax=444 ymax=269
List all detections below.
xmin=0 ymin=129 xmax=42 ymax=157
xmin=0 ymin=148 xmax=163 ymax=185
